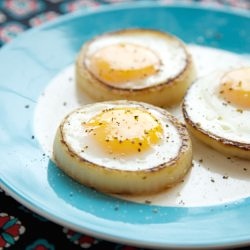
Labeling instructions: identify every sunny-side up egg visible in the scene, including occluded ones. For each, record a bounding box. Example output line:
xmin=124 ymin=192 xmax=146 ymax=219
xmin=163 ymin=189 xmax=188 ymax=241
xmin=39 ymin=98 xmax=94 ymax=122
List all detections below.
xmin=183 ymin=67 xmax=250 ymax=160
xmin=53 ymin=100 xmax=193 ymax=194
xmin=75 ymin=29 xmax=196 ymax=107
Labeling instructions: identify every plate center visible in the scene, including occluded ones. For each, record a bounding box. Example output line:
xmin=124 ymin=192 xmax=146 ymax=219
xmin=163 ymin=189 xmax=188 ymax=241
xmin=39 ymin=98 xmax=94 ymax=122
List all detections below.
xmin=34 ymin=44 xmax=250 ymax=207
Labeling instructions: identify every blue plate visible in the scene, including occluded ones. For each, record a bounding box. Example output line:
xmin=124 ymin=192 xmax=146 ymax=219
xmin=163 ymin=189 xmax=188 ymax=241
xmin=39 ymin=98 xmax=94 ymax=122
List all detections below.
xmin=0 ymin=2 xmax=250 ymax=249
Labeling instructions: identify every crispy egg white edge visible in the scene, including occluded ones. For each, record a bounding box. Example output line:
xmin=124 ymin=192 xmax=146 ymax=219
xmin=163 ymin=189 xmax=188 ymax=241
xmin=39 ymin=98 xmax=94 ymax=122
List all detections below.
xmin=184 ymin=70 xmax=250 ymax=143
xmin=60 ymin=101 xmax=183 ymax=171
xmin=84 ymin=32 xmax=187 ymax=89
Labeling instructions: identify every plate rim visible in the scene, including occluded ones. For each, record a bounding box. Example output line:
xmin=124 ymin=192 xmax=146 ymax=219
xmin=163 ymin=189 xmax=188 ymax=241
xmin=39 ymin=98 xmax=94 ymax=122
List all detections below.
xmin=0 ymin=0 xmax=250 ymax=52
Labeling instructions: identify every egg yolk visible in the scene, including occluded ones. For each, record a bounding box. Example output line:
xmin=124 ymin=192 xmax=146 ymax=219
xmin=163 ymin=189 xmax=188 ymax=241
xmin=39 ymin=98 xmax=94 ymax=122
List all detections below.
xmin=219 ymin=67 xmax=250 ymax=109
xmin=84 ymin=107 xmax=163 ymax=155
xmin=88 ymin=43 xmax=160 ymax=85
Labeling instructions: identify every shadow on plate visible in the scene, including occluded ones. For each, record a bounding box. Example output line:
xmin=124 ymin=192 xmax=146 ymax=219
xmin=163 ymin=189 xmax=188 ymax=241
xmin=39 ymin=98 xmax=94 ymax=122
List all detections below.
xmin=47 ymin=159 xmax=192 ymax=224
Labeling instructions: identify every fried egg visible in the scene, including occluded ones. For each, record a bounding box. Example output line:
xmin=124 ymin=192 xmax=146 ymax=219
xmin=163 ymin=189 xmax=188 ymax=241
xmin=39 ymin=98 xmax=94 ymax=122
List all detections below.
xmin=76 ymin=29 xmax=196 ymax=107
xmin=53 ymin=100 xmax=192 ymax=194
xmin=183 ymin=67 xmax=250 ymax=160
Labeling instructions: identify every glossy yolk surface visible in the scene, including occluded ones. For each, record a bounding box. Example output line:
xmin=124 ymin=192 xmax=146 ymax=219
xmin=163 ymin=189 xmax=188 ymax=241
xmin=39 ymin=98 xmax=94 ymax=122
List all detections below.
xmin=219 ymin=67 xmax=250 ymax=109
xmin=88 ymin=43 xmax=160 ymax=85
xmin=84 ymin=107 xmax=163 ymax=155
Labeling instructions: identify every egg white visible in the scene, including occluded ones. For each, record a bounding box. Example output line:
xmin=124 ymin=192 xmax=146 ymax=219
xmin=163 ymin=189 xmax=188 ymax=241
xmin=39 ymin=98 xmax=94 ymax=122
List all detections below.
xmin=53 ymin=100 xmax=192 ymax=194
xmin=84 ymin=31 xmax=187 ymax=89
xmin=183 ymin=70 xmax=250 ymax=144
xmin=76 ymin=29 xmax=196 ymax=107
xmin=60 ymin=101 xmax=183 ymax=171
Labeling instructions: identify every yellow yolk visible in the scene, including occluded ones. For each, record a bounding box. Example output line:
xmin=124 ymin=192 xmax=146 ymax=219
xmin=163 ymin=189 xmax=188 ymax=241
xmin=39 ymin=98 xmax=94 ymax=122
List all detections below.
xmin=88 ymin=43 xmax=160 ymax=85
xmin=219 ymin=67 xmax=250 ymax=109
xmin=84 ymin=107 xmax=163 ymax=155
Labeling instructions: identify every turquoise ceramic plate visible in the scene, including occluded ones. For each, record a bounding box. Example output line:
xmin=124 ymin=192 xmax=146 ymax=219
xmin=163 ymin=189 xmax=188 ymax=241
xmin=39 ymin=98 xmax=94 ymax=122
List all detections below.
xmin=1 ymin=2 xmax=250 ymax=249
